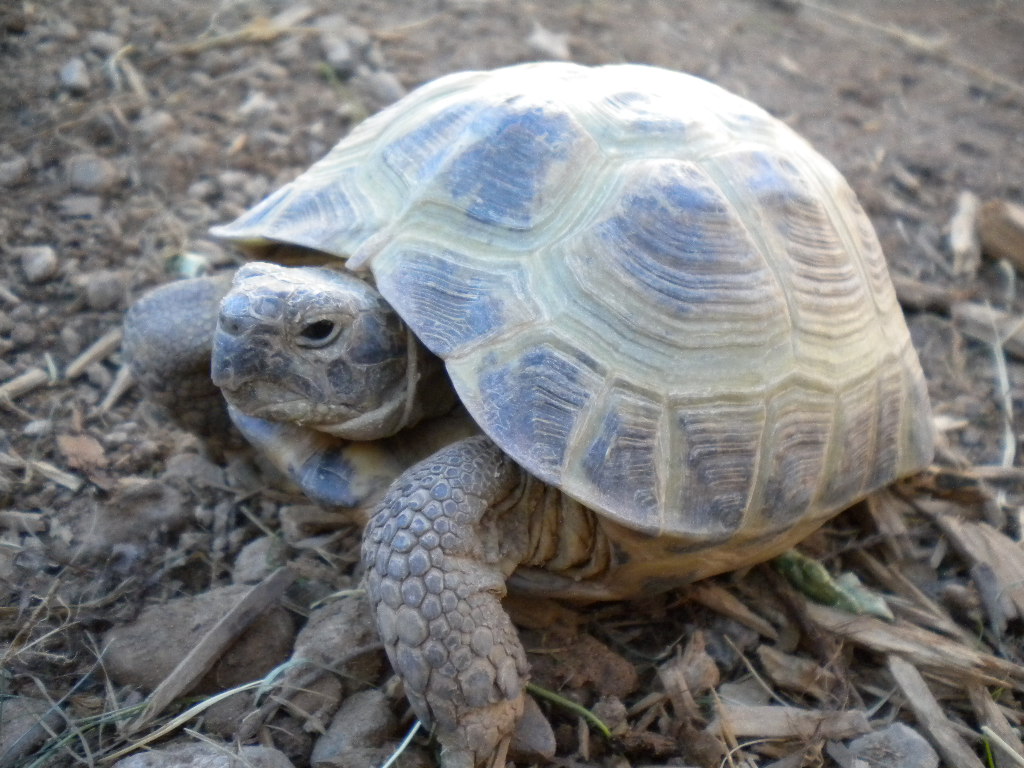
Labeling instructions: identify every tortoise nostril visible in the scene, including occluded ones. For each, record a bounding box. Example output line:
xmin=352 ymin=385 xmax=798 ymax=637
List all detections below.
xmin=297 ymin=319 xmax=339 ymax=347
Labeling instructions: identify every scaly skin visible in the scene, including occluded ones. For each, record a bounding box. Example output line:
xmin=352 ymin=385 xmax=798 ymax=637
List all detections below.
xmin=123 ymin=275 xmax=234 ymax=435
xmin=363 ymin=436 xmax=531 ymax=768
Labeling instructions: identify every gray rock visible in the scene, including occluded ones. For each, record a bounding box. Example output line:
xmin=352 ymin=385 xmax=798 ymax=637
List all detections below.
xmin=0 ymin=696 xmax=65 ymax=766
xmin=60 ymin=194 xmax=102 ymax=217
xmin=18 ymin=245 xmax=59 ymax=284
xmin=86 ymin=30 xmax=123 ymax=54
xmin=66 ymin=153 xmax=119 ymax=193
xmin=234 ymin=536 xmax=286 ymax=584
xmin=82 ymin=269 xmax=125 ymax=310
xmin=112 ymin=742 xmax=294 ymax=768
xmin=311 ymin=689 xmax=395 ymax=767
xmin=354 ymin=67 xmax=406 ymax=106
xmin=0 ymin=156 xmax=28 ymax=186
xmin=59 ymin=58 xmax=90 ymax=94
xmin=103 ymin=584 xmax=295 ymax=692
xmin=847 ymin=723 xmax=939 ymax=768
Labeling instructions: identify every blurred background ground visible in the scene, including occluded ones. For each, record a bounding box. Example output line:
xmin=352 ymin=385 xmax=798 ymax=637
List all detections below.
xmin=2 ymin=2 xmax=1024 ymax=767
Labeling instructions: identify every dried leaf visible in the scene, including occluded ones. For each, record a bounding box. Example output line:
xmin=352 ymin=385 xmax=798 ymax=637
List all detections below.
xmin=56 ymin=433 xmax=108 ymax=471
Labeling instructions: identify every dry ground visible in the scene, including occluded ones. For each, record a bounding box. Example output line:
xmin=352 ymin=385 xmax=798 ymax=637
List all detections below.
xmin=2 ymin=1 xmax=1024 ymax=767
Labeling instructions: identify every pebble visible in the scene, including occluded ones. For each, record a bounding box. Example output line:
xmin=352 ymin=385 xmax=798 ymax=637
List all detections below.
xmin=354 ymin=67 xmax=406 ymax=106
xmin=86 ymin=30 xmax=123 ymax=54
xmin=59 ymin=58 xmax=90 ymax=94
xmin=847 ymin=723 xmax=938 ymax=768
xmin=112 ymin=743 xmax=295 ymax=768
xmin=0 ymin=156 xmax=28 ymax=187
xmin=137 ymin=110 xmax=177 ymax=137
xmin=310 ymin=689 xmax=395 ymax=766
xmin=10 ymin=323 xmax=36 ymax=347
xmin=60 ymin=194 xmax=102 ymax=218
xmin=103 ymin=584 xmax=295 ymax=691
xmin=66 ymin=154 xmax=119 ymax=193
xmin=0 ymin=696 xmax=66 ymax=765
xmin=233 ymin=536 xmax=286 ymax=584
xmin=82 ymin=269 xmax=125 ymax=310
xmin=18 ymin=245 xmax=59 ymax=284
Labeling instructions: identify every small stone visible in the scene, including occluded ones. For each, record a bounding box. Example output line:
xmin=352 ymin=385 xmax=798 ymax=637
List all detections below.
xmin=137 ymin=110 xmax=177 ymax=137
xmin=0 ymin=156 xmax=27 ymax=186
xmin=847 ymin=723 xmax=939 ymax=768
xmin=10 ymin=323 xmax=36 ymax=347
xmin=60 ymin=194 xmax=102 ymax=217
xmin=23 ymin=420 xmax=52 ymax=437
xmin=353 ymin=68 xmax=406 ymax=106
xmin=112 ymin=743 xmax=295 ymax=768
xmin=82 ymin=269 xmax=125 ymax=310
xmin=527 ymin=22 xmax=571 ymax=60
xmin=103 ymin=584 xmax=295 ymax=691
xmin=0 ymin=696 xmax=66 ymax=765
xmin=234 ymin=536 xmax=286 ymax=584
xmin=18 ymin=245 xmax=59 ymax=284
xmin=59 ymin=58 xmax=90 ymax=94
xmin=86 ymin=30 xmax=123 ymax=54
xmin=84 ymin=362 xmax=113 ymax=389
xmin=311 ymin=689 xmax=395 ymax=766
xmin=66 ymin=153 xmax=119 ymax=193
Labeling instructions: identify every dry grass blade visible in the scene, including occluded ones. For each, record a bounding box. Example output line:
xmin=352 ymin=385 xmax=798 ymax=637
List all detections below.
xmin=128 ymin=567 xmax=296 ymax=732
xmin=886 ymin=655 xmax=985 ymax=768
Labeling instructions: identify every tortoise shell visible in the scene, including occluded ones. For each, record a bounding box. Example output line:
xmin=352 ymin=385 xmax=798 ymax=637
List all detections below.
xmin=212 ymin=62 xmax=934 ymax=543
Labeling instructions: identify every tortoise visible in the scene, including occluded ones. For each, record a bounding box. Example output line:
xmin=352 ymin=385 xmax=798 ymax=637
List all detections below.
xmin=124 ymin=62 xmax=935 ymax=767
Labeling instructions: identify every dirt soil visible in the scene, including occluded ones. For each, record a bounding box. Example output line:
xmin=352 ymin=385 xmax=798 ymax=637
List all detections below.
xmin=3 ymin=1 xmax=1024 ymax=767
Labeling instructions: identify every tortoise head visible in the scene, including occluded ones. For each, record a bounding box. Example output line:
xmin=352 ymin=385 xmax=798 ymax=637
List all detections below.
xmin=211 ymin=262 xmax=414 ymax=440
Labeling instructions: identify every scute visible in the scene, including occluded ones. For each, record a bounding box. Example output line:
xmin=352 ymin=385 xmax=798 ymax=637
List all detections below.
xmin=213 ymin=62 xmax=935 ymax=541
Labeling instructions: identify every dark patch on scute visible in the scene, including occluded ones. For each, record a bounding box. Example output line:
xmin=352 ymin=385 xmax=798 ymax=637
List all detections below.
xmin=477 ymin=344 xmax=604 ymax=480
xmin=581 ymin=390 xmax=661 ymax=525
xmin=759 ymin=396 xmax=832 ymax=524
xmin=381 ymin=102 xmax=481 ymax=185
xmin=820 ymin=379 xmax=876 ymax=509
xmin=442 ymin=99 xmax=578 ymax=229
xmin=379 ymin=250 xmax=531 ymax=358
xmin=675 ymin=403 xmax=764 ymax=535
xmin=594 ymin=162 xmax=776 ymax=321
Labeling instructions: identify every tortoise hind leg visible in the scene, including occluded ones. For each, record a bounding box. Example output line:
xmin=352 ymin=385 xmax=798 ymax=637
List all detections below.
xmin=362 ymin=436 xmax=531 ymax=768
xmin=123 ymin=275 xmax=234 ymax=435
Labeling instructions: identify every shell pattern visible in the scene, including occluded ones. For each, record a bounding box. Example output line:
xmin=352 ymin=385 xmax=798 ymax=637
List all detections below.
xmin=213 ymin=62 xmax=934 ymax=543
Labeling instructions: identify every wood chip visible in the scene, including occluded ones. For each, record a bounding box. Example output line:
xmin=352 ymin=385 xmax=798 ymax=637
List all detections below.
xmin=756 ymin=646 xmax=838 ymax=702
xmin=886 ymin=655 xmax=985 ymax=768
xmin=980 ymin=199 xmax=1024 ymax=270
xmin=0 ymin=367 xmax=50 ymax=402
xmin=891 ymin=272 xmax=967 ymax=312
xmin=689 ymin=582 xmax=779 ymax=640
xmin=933 ymin=516 xmax=1024 ymax=624
xmin=706 ymin=703 xmax=870 ymax=740
xmin=803 ymin=602 xmax=1024 ymax=690
xmin=952 ymin=301 xmax=1024 ymax=359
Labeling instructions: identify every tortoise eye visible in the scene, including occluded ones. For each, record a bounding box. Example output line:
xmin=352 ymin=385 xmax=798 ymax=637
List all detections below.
xmin=296 ymin=319 xmax=340 ymax=348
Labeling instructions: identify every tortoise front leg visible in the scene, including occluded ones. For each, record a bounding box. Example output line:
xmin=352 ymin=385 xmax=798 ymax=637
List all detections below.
xmin=124 ymin=275 xmax=234 ymax=435
xmin=362 ymin=436 xmax=531 ymax=768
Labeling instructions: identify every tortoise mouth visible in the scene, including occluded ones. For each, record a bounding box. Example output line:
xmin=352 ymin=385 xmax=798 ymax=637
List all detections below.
xmin=220 ymin=380 xmax=360 ymax=426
